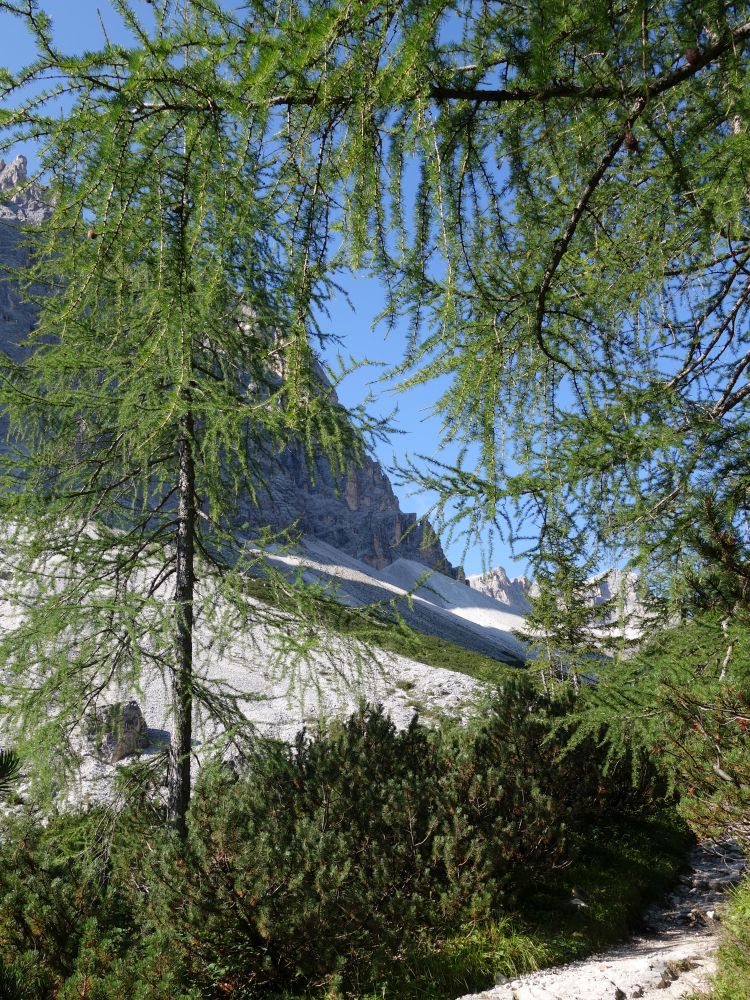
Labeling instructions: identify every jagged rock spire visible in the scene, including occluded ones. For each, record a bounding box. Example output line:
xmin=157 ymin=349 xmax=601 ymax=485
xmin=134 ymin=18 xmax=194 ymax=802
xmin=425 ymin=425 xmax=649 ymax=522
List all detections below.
xmin=0 ymin=154 xmax=52 ymax=224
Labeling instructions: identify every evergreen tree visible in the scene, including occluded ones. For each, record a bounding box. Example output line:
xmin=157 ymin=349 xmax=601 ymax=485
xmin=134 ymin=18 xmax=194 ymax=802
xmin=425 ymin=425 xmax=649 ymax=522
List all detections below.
xmin=272 ymin=0 xmax=750 ymax=834
xmin=514 ymin=538 xmax=625 ymax=692
xmin=4 ymin=0 xmax=750 ymax=836
xmin=314 ymin=0 xmax=750 ymax=585
xmin=0 ymin=0 xmax=365 ymax=833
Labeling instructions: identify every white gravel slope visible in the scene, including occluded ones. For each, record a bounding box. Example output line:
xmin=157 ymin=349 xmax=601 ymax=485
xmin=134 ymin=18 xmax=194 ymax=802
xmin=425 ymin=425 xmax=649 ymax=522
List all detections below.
xmin=378 ymin=556 xmax=528 ymax=634
xmin=0 ymin=582 xmax=486 ymax=803
xmin=69 ymin=623 xmax=482 ymax=801
xmin=1 ymin=535 xmax=521 ymax=804
xmin=264 ymin=538 xmax=528 ymax=665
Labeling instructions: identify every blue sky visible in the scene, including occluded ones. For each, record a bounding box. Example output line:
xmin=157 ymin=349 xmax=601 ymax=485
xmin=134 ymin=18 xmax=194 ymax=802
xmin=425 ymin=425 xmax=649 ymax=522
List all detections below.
xmin=0 ymin=0 xmax=529 ymax=579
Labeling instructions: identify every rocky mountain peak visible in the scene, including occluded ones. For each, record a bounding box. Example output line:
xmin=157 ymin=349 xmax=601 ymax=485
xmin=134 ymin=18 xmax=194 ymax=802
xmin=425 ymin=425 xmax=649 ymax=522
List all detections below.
xmin=0 ymin=155 xmax=51 ymax=224
xmin=466 ymin=566 xmax=532 ymax=612
xmin=0 ymin=155 xmax=26 ymax=190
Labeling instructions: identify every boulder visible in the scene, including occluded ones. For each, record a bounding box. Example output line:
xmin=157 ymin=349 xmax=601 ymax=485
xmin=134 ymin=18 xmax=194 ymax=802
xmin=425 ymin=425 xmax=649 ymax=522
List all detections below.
xmin=85 ymin=700 xmax=150 ymax=763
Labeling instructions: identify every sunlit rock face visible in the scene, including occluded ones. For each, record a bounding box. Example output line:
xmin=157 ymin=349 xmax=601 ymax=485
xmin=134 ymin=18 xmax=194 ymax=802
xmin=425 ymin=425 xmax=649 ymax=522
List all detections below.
xmin=0 ymin=154 xmax=457 ymax=576
xmin=466 ymin=566 xmax=532 ymax=613
xmin=0 ymin=154 xmax=51 ymax=224
xmin=239 ymin=444 xmax=456 ymax=574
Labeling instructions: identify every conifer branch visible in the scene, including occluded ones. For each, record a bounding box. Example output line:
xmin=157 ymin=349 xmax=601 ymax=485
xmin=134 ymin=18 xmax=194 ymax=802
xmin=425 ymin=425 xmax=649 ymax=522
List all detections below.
xmin=534 ymin=96 xmax=647 ymax=369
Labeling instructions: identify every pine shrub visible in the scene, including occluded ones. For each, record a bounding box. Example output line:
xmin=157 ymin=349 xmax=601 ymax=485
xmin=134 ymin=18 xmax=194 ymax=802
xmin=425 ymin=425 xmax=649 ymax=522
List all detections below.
xmin=141 ymin=680 xmax=667 ymax=997
xmin=0 ymin=680 xmax=670 ymax=999
xmin=713 ymin=875 xmax=750 ymax=1000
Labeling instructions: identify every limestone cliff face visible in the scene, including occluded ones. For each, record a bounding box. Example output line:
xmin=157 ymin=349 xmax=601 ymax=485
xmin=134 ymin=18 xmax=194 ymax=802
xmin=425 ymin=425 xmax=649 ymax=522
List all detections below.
xmin=240 ymin=442 xmax=455 ymax=573
xmin=0 ymin=154 xmax=457 ymax=576
xmin=466 ymin=566 xmax=532 ymax=612
xmin=0 ymin=154 xmax=50 ymax=225
xmin=0 ymin=155 xmax=53 ymax=361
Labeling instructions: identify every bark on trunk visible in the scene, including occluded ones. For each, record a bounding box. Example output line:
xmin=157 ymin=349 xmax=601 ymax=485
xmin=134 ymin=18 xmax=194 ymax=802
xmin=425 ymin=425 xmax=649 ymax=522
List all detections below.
xmin=168 ymin=410 xmax=195 ymax=839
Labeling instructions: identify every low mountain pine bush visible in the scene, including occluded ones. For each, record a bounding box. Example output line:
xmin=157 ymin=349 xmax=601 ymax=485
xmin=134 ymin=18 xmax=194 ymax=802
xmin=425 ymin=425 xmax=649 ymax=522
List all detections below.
xmin=0 ymin=678 xmax=670 ymax=998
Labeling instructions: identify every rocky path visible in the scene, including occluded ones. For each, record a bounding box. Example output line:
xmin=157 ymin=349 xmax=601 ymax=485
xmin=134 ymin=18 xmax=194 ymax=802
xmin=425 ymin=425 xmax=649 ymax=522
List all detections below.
xmin=456 ymin=841 xmax=746 ymax=1000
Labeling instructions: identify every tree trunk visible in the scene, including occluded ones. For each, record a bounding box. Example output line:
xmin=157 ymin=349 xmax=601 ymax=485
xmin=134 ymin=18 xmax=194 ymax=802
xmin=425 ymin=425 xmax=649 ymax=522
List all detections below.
xmin=168 ymin=410 xmax=196 ymax=839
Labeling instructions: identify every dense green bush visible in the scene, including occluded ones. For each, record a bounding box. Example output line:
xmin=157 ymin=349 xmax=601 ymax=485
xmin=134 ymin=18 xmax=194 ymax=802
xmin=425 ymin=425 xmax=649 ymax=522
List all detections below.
xmin=0 ymin=678 xmax=670 ymax=999
xmin=572 ymin=612 xmax=750 ymax=847
xmin=0 ymin=806 xmax=193 ymax=1000
xmin=140 ymin=678 xmax=667 ymax=997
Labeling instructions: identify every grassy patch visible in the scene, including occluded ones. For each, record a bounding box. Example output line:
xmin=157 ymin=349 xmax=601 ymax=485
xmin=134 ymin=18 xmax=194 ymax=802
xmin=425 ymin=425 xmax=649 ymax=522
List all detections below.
xmin=274 ymin=812 xmax=692 ymax=999
xmin=394 ymin=679 xmax=416 ymax=692
xmin=363 ymin=622 xmax=521 ymax=683
xmin=710 ymin=873 xmax=750 ymax=1000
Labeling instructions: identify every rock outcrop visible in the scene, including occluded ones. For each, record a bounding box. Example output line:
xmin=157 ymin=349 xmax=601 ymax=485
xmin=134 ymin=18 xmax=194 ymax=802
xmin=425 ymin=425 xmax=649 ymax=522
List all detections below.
xmin=0 ymin=154 xmax=50 ymax=225
xmin=240 ymin=444 xmax=455 ymax=573
xmin=0 ymin=155 xmax=54 ymax=363
xmin=466 ymin=565 xmax=532 ymax=612
xmin=587 ymin=567 xmax=642 ymax=618
xmin=84 ymin=699 xmax=150 ymax=764
xmin=0 ymin=153 xmax=457 ymax=576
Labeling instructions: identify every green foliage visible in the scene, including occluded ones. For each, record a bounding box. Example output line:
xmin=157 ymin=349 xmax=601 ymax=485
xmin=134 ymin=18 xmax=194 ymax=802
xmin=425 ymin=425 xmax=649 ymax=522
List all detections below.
xmin=0 ymin=749 xmax=20 ymax=800
xmin=517 ymin=814 xmax=693 ymax=966
xmin=0 ymin=0 xmax=373 ymax=815
xmin=0 ymin=809 xmax=127 ymax=998
xmin=0 ymin=805 xmax=197 ymax=999
xmin=363 ymin=2 xmax=750 ymax=577
xmin=0 ymin=690 xmax=671 ymax=999
xmin=136 ymin=682 xmax=665 ymax=997
xmin=512 ymin=533 xmax=632 ymax=687
xmin=565 ymin=611 xmax=750 ymax=847
xmin=159 ymin=712 xmax=467 ymax=996
xmin=712 ymin=875 xmax=750 ymax=1000
xmin=269 ymin=812 xmax=691 ymax=1000
xmin=0 ymin=953 xmax=47 ymax=1000
xmin=4 ymin=0 xmax=745 ymax=835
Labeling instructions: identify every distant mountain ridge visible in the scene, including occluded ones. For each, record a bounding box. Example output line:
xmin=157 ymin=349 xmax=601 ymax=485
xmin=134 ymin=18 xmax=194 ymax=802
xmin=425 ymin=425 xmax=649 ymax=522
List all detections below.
xmin=466 ymin=566 xmax=533 ymax=613
xmin=0 ymin=154 xmax=50 ymax=224
xmin=0 ymin=153 xmax=457 ymax=576
xmin=469 ymin=563 xmax=651 ymax=640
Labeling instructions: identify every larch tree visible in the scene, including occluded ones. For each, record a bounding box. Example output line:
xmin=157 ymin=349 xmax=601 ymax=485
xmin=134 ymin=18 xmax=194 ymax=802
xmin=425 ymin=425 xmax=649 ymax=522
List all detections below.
xmin=345 ymin=0 xmax=750 ymax=836
xmin=239 ymin=0 xmax=750 ymax=831
xmin=335 ymin=0 xmax=750 ymax=578
xmin=212 ymin=0 xmax=750 ymax=586
xmin=0 ymin=0 xmax=367 ymax=835
xmin=512 ymin=536 xmax=624 ymax=692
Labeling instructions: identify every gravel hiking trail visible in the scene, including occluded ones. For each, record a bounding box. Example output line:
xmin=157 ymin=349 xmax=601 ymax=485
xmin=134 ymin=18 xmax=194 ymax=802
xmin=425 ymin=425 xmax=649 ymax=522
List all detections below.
xmin=456 ymin=841 xmax=746 ymax=1000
